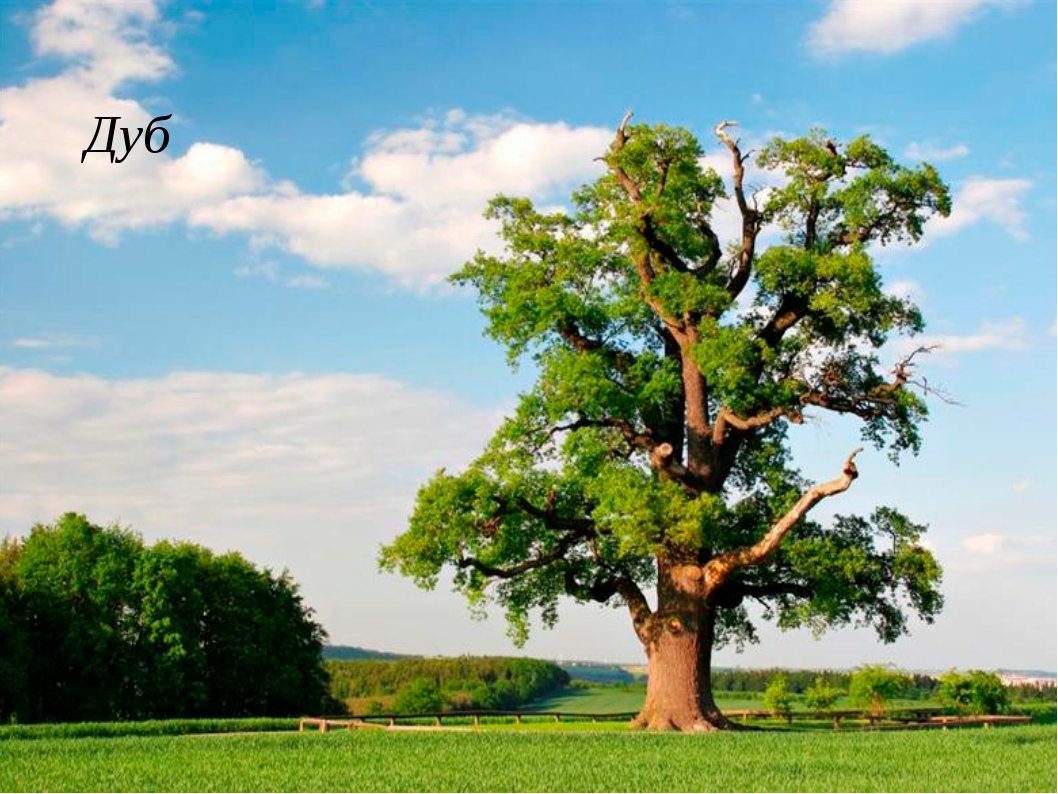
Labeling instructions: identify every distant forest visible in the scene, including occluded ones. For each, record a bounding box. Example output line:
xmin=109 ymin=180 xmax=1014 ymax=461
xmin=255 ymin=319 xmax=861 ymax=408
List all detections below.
xmin=326 ymin=657 xmax=568 ymax=714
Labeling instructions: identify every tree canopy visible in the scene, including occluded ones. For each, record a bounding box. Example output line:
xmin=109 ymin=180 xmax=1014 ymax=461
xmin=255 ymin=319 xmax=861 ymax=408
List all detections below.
xmin=0 ymin=513 xmax=331 ymax=723
xmin=382 ymin=114 xmax=948 ymax=730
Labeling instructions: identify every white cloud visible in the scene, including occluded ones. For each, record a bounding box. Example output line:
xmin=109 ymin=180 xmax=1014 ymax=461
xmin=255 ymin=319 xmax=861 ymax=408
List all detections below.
xmin=0 ymin=2 xmax=267 ymax=241
xmin=0 ymin=366 xmax=511 ymax=652
xmin=908 ymin=316 xmax=1030 ymax=356
xmin=807 ymin=0 xmax=1013 ymax=57
xmin=963 ymin=533 xmax=1005 ymax=554
xmin=284 ymin=274 xmax=328 ymax=289
xmin=10 ymin=332 xmax=99 ymax=350
xmin=1012 ymin=479 xmax=1032 ymax=495
xmin=905 ymin=142 xmax=970 ymax=162
xmin=928 ymin=177 xmax=1032 ymax=241
xmin=0 ymin=1 xmax=614 ymax=287
xmin=190 ymin=114 xmax=611 ymax=285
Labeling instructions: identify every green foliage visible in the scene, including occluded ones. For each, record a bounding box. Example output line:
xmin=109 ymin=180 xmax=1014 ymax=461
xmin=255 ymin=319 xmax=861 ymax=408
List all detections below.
xmin=937 ymin=670 xmax=1009 ymax=715
xmin=803 ymin=676 xmax=843 ymax=711
xmin=394 ymin=678 xmax=445 ymax=715
xmin=762 ymin=673 xmax=793 ymax=717
xmin=326 ymin=657 xmax=568 ymax=714
xmin=848 ymin=664 xmax=908 ymax=715
xmin=0 ymin=513 xmax=331 ymax=723
xmin=382 ymin=117 xmax=947 ymax=668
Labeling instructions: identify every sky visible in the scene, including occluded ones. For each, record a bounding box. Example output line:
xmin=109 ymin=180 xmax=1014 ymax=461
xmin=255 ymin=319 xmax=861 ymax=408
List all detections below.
xmin=0 ymin=0 xmax=1054 ymax=673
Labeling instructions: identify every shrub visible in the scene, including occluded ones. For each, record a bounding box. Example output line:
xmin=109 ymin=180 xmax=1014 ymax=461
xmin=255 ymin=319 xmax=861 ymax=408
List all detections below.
xmin=848 ymin=664 xmax=907 ymax=716
xmin=393 ymin=678 xmax=443 ymax=714
xmin=937 ymin=670 xmax=1008 ymax=715
xmin=804 ymin=676 xmax=842 ymax=712
xmin=762 ymin=673 xmax=793 ymax=719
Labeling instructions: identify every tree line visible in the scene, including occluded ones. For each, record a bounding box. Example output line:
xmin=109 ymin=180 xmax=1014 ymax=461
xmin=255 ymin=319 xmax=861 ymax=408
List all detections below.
xmin=0 ymin=513 xmax=332 ymax=723
xmin=326 ymin=657 xmax=569 ymax=714
xmin=710 ymin=667 xmax=937 ymax=697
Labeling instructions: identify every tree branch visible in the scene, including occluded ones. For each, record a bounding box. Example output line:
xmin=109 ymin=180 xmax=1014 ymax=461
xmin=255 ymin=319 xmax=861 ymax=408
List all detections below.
xmin=555 ymin=319 xmax=636 ymax=372
xmin=711 ymin=405 xmax=803 ymax=446
xmin=702 ymin=448 xmax=863 ymax=591
xmin=458 ymin=536 xmax=579 ymax=579
xmin=714 ymin=121 xmax=761 ymax=299
xmin=797 ymin=347 xmax=941 ymax=420
xmin=615 ymin=577 xmax=654 ymax=642
xmin=550 ymin=415 xmax=655 ymax=455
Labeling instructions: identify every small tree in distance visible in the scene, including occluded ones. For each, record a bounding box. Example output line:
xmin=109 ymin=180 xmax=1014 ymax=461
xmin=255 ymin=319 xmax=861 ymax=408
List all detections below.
xmin=937 ymin=670 xmax=1008 ymax=715
xmin=382 ymin=112 xmax=948 ymax=731
xmin=804 ymin=676 xmax=843 ymax=712
xmin=762 ymin=673 xmax=794 ymax=722
xmin=848 ymin=664 xmax=907 ymax=716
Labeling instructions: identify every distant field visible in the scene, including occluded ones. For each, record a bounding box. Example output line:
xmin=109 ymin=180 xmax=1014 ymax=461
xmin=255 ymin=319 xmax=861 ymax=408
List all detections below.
xmin=1 ymin=724 xmax=1054 ymax=792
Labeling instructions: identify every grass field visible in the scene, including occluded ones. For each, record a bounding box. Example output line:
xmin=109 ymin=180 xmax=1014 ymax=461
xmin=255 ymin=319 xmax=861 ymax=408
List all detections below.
xmin=0 ymin=723 xmax=1054 ymax=792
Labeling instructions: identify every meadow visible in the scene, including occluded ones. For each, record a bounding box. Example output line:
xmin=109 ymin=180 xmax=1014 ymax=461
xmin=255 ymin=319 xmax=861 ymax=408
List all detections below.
xmin=1 ymin=723 xmax=1054 ymax=792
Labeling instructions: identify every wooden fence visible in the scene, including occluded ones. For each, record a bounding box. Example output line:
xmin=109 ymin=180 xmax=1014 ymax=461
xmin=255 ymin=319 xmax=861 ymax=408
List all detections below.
xmin=298 ymin=706 xmax=1030 ymax=733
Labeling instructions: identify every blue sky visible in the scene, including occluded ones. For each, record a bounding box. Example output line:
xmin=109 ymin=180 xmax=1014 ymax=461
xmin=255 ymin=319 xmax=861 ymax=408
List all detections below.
xmin=0 ymin=0 xmax=1054 ymax=671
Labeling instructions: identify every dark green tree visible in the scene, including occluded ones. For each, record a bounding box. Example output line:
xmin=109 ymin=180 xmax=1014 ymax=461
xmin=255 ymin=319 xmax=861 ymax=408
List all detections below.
xmin=14 ymin=513 xmax=141 ymax=721
xmin=0 ymin=513 xmax=331 ymax=722
xmin=131 ymin=541 xmax=212 ymax=717
xmin=382 ymin=114 xmax=947 ymax=731
xmin=0 ymin=538 xmax=30 ymax=722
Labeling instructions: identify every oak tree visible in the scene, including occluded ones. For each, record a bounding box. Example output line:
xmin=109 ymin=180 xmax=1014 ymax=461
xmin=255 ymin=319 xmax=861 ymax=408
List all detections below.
xmin=382 ymin=113 xmax=947 ymax=731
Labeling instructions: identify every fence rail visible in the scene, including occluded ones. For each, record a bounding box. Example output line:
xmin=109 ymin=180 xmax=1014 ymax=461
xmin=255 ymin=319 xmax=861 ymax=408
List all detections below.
xmin=298 ymin=705 xmax=1030 ymax=733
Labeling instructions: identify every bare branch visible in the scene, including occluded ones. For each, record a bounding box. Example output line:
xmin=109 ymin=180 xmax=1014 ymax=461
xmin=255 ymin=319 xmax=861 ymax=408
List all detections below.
xmin=711 ymin=405 xmax=803 ymax=446
xmin=702 ymin=448 xmax=863 ymax=590
xmin=715 ymin=120 xmax=761 ymax=299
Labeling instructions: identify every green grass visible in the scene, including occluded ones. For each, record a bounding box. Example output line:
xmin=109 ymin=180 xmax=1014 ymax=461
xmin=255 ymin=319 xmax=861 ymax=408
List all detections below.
xmin=0 ymin=724 xmax=1053 ymax=791
xmin=525 ymin=684 xmax=645 ymax=713
xmin=0 ymin=718 xmax=298 ymax=741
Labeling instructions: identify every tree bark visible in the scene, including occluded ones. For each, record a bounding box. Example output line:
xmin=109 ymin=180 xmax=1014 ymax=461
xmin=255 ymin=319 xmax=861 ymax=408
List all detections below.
xmin=631 ymin=561 xmax=734 ymax=731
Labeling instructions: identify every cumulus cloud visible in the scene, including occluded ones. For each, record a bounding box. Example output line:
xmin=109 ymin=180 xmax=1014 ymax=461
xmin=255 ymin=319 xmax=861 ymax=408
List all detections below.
xmin=905 ymin=142 xmax=970 ymax=162
xmin=189 ymin=113 xmax=611 ymax=285
xmin=0 ymin=1 xmax=613 ymax=286
xmin=0 ymin=2 xmax=267 ymax=241
xmin=807 ymin=0 xmax=1013 ymax=57
xmin=928 ymin=177 xmax=1032 ymax=241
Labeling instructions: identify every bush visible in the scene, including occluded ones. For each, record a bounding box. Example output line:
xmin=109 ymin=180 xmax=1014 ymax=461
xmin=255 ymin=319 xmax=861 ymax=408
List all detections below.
xmin=393 ymin=678 xmax=444 ymax=714
xmin=762 ymin=674 xmax=793 ymax=719
xmin=937 ymin=670 xmax=1008 ymax=715
xmin=804 ymin=676 xmax=842 ymax=711
xmin=848 ymin=664 xmax=907 ymax=715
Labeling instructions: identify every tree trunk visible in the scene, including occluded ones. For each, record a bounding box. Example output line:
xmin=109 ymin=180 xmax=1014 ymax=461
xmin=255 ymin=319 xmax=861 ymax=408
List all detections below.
xmin=631 ymin=596 xmax=734 ymax=731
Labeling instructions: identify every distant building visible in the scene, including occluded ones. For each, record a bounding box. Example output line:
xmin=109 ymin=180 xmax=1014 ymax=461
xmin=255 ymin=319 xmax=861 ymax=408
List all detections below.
xmin=997 ymin=673 xmax=1056 ymax=689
